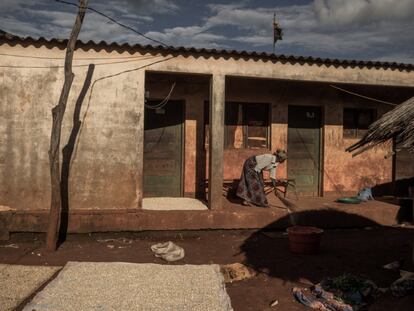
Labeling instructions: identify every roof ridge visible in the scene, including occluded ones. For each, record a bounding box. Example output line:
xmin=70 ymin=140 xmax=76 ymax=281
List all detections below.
xmin=0 ymin=30 xmax=413 ymax=70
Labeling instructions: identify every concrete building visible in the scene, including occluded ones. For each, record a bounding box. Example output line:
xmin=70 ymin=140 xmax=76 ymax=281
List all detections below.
xmin=1 ymin=32 xmax=413 ymax=234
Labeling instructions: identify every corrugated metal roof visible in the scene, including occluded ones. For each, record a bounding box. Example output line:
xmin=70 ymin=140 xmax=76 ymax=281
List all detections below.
xmin=1 ymin=30 xmax=413 ymax=71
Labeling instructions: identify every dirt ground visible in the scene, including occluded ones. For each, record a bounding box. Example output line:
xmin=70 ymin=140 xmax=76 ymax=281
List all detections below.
xmin=1 ymin=227 xmax=413 ymax=311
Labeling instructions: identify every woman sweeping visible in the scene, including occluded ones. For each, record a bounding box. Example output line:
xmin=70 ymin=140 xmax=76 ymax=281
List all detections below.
xmin=236 ymin=149 xmax=287 ymax=208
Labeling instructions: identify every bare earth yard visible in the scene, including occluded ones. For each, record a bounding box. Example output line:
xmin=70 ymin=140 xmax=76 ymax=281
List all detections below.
xmin=0 ymin=227 xmax=413 ymax=311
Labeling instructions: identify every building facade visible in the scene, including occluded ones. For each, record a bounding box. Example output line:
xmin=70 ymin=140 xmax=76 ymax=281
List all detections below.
xmin=1 ymin=33 xmax=413 ymax=232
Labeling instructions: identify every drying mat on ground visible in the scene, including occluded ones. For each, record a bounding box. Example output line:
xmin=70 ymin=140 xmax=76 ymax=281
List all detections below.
xmin=143 ymin=197 xmax=208 ymax=210
xmin=23 ymin=261 xmax=233 ymax=311
xmin=0 ymin=264 xmax=61 ymax=311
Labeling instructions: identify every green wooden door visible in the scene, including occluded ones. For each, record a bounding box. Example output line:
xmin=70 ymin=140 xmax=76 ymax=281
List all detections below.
xmin=288 ymin=106 xmax=321 ymax=196
xmin=144 ymin=101 xmax=184 ymax=197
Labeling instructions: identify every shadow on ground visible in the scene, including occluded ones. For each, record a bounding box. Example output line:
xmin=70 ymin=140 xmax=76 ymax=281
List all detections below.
xmin=240 ymin=209 xmax=413 ymax=283
xmin=239 ymin=209 xmax=414 ymax=310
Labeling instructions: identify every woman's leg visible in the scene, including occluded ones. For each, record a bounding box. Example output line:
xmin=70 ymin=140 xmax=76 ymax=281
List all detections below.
xmin=236 ymin=157 xmax=255 ymax=204
xmin=236 ymin=157 xmax=268 ymax=207
xmin=256 ymin=172 xmax=269 ymax=207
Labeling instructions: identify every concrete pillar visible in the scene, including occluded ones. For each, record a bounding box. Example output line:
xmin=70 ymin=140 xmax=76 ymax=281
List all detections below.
xmin=208 ymin=74 xmax=225 ymax=209
xmin=184 ymin=93 xmax=204 ymax=198
xmin=270 ymin=100 xmax=288 ymax=179
xmin=136 ymin=70 xmax=145 ymax=208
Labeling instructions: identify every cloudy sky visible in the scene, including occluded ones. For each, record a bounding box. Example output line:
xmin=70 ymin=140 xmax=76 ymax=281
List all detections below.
xmin=1 ymin=0 xmax=414 ymax=63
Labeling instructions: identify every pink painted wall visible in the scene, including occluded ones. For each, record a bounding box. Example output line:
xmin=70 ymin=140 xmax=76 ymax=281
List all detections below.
xmin=147 ymin=75 xmax=411 ymax=198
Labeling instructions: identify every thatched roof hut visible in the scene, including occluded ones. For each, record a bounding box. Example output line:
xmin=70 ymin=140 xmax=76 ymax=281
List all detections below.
xmin=347 ymin=96 xmax=414 ymax=155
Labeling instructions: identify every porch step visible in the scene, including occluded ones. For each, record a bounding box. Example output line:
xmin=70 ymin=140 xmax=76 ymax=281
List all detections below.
xmin=5 ymin=199 xmax=401 ymax=233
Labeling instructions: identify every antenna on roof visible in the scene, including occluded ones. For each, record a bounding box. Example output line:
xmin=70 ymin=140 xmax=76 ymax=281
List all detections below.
xmin=273 ymin=11 xmax=283 ymax=54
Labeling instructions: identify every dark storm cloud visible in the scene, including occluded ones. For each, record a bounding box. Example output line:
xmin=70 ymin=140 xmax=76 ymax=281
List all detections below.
xmin=0 ymin=0 xmax=413 ymax=63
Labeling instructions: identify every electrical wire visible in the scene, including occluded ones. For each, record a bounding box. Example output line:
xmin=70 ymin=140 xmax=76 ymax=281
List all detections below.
xmin=2 ymin=0 xmax=177 ymax=68
xmin=330 ymin=84 xmax=397 ymax=106
xmin=0 ymin=55 xmax=158 ymax=69
xmin=145 ymin=82 xmax=176 ymax=109
xmin=71 ymin=56 xmax=176 ymax=163
xmin=0 ymin=52 xmax=158 ymax=61
xmin=55 ymin=0 xmax=173 ymax=48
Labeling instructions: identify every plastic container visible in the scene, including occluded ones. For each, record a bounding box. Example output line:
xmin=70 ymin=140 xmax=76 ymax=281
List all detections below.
xmin=336 ymin=197 xmax=362 ymax=204
xmin=287 ymin=226 xmax=324 ymax=254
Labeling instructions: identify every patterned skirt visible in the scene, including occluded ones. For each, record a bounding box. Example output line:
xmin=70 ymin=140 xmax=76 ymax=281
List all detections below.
xmin=236 ymin=156 xmax=268 ymax=207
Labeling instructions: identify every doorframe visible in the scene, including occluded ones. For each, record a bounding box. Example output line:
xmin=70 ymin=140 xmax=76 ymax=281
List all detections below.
xmin=287 ymin=105 xmax=324 ymax=197
xmin=144 ymin=98 xmax=186 ymax=197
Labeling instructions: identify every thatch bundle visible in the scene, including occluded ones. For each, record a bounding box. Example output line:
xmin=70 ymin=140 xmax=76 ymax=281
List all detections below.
xmin=347 ymin=96 xmax=414 ymax=154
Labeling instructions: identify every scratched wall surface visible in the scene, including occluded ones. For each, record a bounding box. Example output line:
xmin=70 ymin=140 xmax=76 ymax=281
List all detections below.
xmin=322 ymin=92 xmax=393 ymax=194
xmin=1 ymin=43 xmax=413 ymax=212
xmin=0 ymin=45 xmax=145 ymax=210
xmin=0 ymin=64 xmax=60 ymax=210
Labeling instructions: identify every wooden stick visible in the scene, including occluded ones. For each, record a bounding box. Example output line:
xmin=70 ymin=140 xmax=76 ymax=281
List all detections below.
xmin=351 ymin=143 xmax=378 ymax=157
xmin=46 ymin=0 xmax=88 ymax=251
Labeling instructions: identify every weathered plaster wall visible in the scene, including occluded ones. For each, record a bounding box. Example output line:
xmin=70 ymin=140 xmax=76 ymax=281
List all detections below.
xmin=147 ymin=77 xmax=289 ymax=195
xmin=1 ymin=43 xmax=413 ymax=213
xmin=323 ymin=97 xmax=393 ymax=194
xmin=225 ymin=78 xmax=412 ymax=195
xmin=0 ymin=65 xmax=60 ymax=210
xmin=148 ymin=54 xmax=414 ymax=87
xmin=149 ymin=76 xmax=410 ymax=196
xmin=0 ymin=45 xmax=145 ymax=210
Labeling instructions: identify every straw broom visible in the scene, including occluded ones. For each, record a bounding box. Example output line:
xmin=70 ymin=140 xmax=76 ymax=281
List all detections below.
xmin=274 ymin=188 xmax=299 ymax=226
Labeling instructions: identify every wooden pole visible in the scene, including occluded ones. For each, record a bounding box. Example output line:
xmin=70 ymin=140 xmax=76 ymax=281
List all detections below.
xmin=46 ymin=0 xmax=88 ymax=251
xmin=273 ymin=12 xmax=276 ymax=54
xmin=391 ymin=138 xmax=397 ymax=196
xmin=408 ymin=185 xmax=414 ymax=265
xmin=351 ymin=143 xmax=377 ymax=157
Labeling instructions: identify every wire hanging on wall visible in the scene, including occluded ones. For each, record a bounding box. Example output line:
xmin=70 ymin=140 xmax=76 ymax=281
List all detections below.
xmin=145 ymin=82 xmax=176 ymax=110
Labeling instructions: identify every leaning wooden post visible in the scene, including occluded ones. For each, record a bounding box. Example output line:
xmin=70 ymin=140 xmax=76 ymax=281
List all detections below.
xmin=46 ymin=0 xmax=88 ymax=251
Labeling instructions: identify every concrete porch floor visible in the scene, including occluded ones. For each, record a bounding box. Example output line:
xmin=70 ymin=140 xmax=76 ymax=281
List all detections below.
xmin=142 ymin=197 xmax=208 ymax=211
xmin=5 ymin=196 xmax=404 ymax=235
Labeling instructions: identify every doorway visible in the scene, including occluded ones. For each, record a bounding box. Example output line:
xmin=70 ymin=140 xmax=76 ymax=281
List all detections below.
xmin=287 ymin=106 xmax=322 ymax=196
xmin=144 ymin=100 xmax=184 ymax=197
xmin=394 ymin=146 xmax=414 ymax=197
